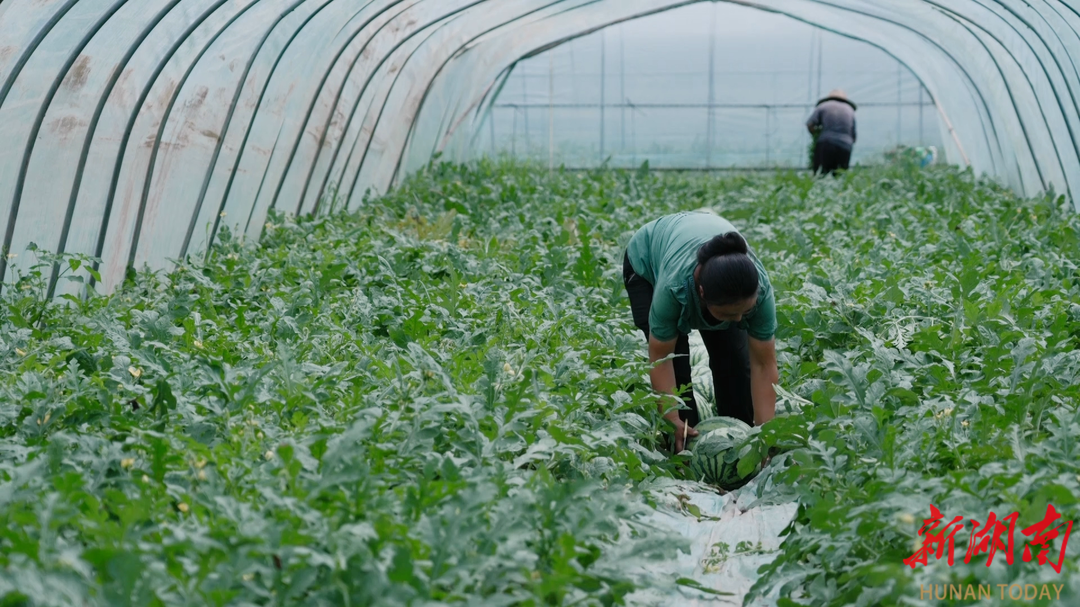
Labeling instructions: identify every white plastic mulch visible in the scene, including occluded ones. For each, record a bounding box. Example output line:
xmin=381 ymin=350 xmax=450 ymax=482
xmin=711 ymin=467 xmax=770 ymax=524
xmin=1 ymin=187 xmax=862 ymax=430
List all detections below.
xmin=627 ymin=475 xmax=797 ymax=606
xmin=626 ymin=332 xmax=798 ymax=606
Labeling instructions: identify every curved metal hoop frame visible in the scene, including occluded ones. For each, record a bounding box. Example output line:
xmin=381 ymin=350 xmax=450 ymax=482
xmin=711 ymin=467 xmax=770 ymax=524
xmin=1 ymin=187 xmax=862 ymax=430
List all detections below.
xmin=1 ymin=0 xmax=1077 ymax=292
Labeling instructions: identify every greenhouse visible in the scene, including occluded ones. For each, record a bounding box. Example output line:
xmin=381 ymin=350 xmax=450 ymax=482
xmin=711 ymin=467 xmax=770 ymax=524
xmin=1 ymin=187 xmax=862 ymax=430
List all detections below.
xmin=1 ymin=1 xmax=1079 ymax=605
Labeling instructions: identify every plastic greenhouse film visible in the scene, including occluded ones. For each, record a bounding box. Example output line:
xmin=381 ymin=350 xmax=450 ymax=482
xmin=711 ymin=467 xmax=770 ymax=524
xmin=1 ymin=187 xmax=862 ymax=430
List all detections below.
xmin=3 ymin=0 xmax=1080 ymax=293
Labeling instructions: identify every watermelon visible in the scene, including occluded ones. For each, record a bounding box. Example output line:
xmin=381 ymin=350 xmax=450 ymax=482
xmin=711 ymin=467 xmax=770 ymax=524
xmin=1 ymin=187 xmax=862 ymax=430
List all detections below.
xmin=691 ymin=373 xmax=715 ymax=413
xmin=686 ymin=416 xmax=759 ymax=490
xmin=688 ymin=333 xmax=710 ymax=368
xmin=688 ymin=332 xmax=715 ymax=415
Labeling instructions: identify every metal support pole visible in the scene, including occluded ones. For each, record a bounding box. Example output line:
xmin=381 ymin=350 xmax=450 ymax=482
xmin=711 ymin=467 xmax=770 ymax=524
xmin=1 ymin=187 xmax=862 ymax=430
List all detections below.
xmin=522 ymin=65 xmax=530 ymax=155
xmin=600 ymin=29 xmax=606 ymax=164
xmin=932 ymin=94 xmax=971 ymax=166
xmin=620 ymin=26 xmax=626 ymax=151
xmin=918 ymin=86 xmax=924 ymax=145
xmin=706 ymin=3 xmax=716 ymax=169
xmin=549 ymin=51 xmax=554 ymax=172
xmin=816 ymin=32 xmax=823 ymax=100
xmin=765 ymin=107 xmax=771 ymax=166
xmin=896 ymin=62 xmax=902 ymax=146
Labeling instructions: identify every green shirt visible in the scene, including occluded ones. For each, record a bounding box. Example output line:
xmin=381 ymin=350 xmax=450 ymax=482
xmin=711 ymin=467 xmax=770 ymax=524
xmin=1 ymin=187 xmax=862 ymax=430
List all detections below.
xmin=625 ymin=212 xmax=776 ymax=342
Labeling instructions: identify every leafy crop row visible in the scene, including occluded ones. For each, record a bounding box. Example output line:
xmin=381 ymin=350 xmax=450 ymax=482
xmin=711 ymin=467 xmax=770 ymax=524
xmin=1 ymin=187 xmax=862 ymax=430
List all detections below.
xmin=2 ymin=157 xmax=1079 ymax=606
xmin=2 ymin=160 xmax=702 ymax=606
xmin=742 ymin=159 xmax=1080 ymax=605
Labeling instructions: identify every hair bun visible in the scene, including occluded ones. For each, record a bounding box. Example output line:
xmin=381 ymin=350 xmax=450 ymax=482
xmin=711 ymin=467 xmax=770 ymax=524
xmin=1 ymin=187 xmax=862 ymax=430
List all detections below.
xmin=696 ymin=232 xmax=748 ymax=264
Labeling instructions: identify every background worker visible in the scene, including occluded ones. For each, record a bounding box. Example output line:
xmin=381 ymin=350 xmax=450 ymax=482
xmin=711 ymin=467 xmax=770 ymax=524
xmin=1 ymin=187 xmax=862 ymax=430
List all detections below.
xmin=622 ymin=212 xmax=779 ymax=453
xmin=807 ymin=88 xmax=857 ymax=175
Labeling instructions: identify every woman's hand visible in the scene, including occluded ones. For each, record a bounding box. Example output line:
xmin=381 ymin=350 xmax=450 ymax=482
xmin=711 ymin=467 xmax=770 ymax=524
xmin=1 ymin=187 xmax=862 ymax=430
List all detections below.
xmin=665 ymin=409 xmax=699 ymax=452
xmin=647 ymin=335 xmax=699 ymax=453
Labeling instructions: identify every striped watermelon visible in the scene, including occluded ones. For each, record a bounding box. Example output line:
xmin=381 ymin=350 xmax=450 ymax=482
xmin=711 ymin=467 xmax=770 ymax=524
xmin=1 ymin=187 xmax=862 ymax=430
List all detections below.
xmin=687 ymin=416 xmax=759 ymax=490
xmin=688 ymin=332 xmax=710 ymax=368
xmin=688 ymin=331 xmax=715 ymax=417
xmin=692 ymin=374 xmax=715 ymax=413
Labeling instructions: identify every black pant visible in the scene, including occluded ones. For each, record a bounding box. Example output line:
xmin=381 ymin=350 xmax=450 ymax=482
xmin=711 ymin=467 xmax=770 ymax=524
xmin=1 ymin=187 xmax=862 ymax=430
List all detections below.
xmin=623 ymin=254 xmax=754 ymax=427
xmin=812 ymin=139 xmax=852 ymax=175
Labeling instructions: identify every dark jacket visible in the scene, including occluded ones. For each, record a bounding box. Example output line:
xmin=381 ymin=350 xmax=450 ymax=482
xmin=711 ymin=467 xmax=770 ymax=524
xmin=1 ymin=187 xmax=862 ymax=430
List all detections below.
xmin=807 ymin=98 xmax=857 ymax=150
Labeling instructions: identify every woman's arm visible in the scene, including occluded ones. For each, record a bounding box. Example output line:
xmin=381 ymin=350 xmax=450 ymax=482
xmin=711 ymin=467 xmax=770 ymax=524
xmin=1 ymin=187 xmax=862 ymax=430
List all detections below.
xmin=806 ymin=107 xmax=822 ymax=134
xmin=748 ymin=337 xmax=779 ymax=425
xmin=648 ymin=334 xmax=698 ymax=451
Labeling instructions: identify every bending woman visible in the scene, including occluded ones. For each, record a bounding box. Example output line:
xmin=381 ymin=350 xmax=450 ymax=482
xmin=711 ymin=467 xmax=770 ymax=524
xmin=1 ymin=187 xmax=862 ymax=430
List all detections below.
xmin=623 ymin=211 xmax=779 ymax=452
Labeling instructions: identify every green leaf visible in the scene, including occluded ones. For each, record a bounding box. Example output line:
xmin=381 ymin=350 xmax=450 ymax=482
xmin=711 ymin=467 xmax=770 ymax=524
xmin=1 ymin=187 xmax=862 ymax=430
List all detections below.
xmin=675 ymin=577 xmax=733 ymax=596
xmin=737 ymin=448 xmax=763 ymax=478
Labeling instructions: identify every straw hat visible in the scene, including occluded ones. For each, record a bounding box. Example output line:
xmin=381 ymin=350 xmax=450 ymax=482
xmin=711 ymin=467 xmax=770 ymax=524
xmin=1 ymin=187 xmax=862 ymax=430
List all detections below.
xmin=817 ymin=88 xmax=857 ymax=110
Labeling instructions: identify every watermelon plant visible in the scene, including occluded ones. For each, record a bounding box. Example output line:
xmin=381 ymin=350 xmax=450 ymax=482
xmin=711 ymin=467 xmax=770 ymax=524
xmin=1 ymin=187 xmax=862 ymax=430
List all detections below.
xmin=1 ymin=157 xmax=1078 ymax=606
xmin=738 ymin=165 xmax=1080 ymax=605
xmin=0 ymin=162 xmax=699 ymax=606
